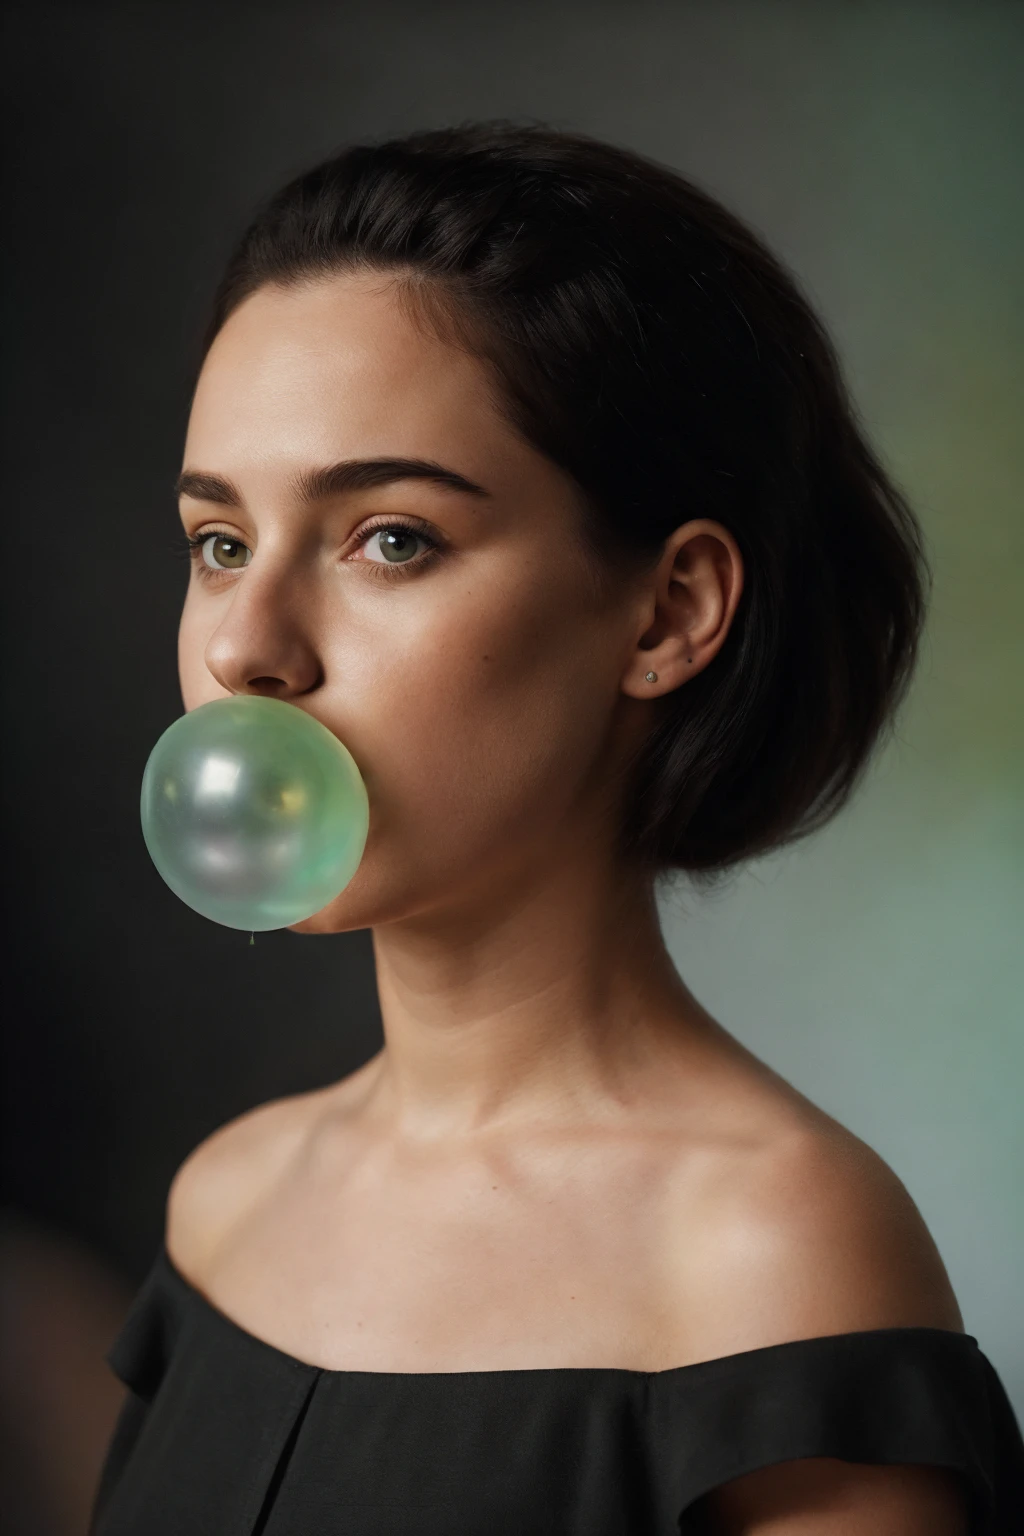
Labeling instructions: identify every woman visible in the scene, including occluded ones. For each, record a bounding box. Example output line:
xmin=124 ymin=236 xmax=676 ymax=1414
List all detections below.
xmin=91 ymin=121 xmax=1023 ymax=1534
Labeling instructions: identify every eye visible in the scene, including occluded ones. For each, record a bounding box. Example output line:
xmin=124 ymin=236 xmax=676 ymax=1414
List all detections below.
xmin=200 ymin=533 xmax=252 ymax=572
xmin=363 ymin=526 xmax=431 ymax=564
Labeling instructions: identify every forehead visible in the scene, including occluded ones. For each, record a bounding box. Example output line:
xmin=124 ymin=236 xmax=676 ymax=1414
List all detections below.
xmin=185 ymin=271 xmax=517 ymax=482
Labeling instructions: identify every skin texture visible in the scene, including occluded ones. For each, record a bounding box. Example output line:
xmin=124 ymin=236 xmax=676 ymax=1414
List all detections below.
xmin=170 ymin=269 xmax=968 ymax=1533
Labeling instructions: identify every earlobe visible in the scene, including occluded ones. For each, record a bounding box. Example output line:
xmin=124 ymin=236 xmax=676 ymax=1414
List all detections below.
xmin=644 ymin=661 xmax=691 ymax=683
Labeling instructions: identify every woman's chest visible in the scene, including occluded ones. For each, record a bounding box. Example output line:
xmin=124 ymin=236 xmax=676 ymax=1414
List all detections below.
xmin=199 ymin=1141 xmax=701 ymax=1375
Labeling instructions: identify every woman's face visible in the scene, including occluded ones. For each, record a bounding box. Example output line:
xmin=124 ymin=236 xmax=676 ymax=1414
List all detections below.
xmin=178 ymin=270 xmax=651 ymax=931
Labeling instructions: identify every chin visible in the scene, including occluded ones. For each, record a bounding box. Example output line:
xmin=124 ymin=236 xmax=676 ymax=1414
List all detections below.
xmin=284 ymin=873 xmax=387 ymax=935
xmin=286 ymin=910 xmax=348 ymax=935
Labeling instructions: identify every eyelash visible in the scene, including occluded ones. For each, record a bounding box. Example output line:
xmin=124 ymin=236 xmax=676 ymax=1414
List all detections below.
xmin=180 ymin=516 xmax=443 ymax=584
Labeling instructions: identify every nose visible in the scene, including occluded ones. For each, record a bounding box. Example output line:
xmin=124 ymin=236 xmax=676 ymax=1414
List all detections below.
xmin=202 ymin=561 xmax=323 ymax=699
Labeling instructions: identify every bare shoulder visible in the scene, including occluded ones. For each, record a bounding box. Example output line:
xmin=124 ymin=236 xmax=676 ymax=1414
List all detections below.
xmin=165 ymin=1074 xmax=357 ymax=1280
xmin=675 ymin=1094 xmax=971 ymax=1531
xmin=673 ymin=1095 xmax=964 ymax=1359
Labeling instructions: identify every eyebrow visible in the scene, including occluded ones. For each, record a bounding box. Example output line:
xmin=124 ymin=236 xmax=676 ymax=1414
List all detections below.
xmin=175 ymin=457 xmax=493 ymax=507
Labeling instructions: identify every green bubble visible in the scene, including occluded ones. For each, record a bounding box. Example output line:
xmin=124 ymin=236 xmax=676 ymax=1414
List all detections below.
xmin=140 ymin=696 xmax=369 ymax=932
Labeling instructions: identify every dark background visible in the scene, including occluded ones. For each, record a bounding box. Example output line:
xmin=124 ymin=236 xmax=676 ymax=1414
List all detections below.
xmin=1 ymin=1 xmax=395 ymax=1284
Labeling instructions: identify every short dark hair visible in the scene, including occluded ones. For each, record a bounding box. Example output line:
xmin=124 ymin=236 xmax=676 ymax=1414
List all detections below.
xmin=200 ymin=119 xmax=929 ymax=885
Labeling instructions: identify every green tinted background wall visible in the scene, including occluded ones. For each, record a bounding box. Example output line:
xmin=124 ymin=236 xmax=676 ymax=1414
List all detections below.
xmin=3 ymin=0 xmax=1020 ymax=1417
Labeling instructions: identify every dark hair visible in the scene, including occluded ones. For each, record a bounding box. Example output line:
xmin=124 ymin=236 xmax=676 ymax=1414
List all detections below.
xmin=200 ymin=119 xmax=929 ymax=885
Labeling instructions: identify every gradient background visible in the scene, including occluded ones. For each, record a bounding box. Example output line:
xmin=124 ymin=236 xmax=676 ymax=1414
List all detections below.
xmin=2 ymin=3 xmax=1021 ymax=1531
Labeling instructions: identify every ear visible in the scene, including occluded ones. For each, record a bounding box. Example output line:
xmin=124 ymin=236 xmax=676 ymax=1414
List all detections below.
xmin=621 ymin=519 xmax=744 ymax=698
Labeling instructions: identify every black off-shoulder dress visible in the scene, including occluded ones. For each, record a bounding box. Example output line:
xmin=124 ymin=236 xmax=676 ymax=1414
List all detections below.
xmin=90 ymin=1243 xmax=1024 ymax=1535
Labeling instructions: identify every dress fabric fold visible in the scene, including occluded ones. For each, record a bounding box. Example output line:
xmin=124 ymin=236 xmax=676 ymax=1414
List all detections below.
xmin=89 ymin=1244 xmax=1024 ymax=1536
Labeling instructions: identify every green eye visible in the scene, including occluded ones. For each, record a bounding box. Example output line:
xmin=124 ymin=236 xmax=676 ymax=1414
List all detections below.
xmin=367 ymin=528 xmax=425 ymax=564
xmin=202 ymin=534 xmax=251 ymax=571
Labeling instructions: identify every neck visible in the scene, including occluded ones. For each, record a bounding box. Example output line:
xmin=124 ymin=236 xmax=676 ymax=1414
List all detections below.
xmin=361 ymin=847 xmax=717 ymax=1141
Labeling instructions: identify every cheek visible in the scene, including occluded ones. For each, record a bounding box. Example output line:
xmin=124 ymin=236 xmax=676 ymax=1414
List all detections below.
xmin=177 ymin=595 xmax=225 ymax=710
xmin=342 ymin=570 xmax=618 ymax=868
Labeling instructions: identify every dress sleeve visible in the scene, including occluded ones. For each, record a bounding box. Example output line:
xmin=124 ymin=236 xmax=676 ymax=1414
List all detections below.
xmin=651 ymin=1327 xmax=1024 ymax=1535
xmin=88 ymin=1390 xmax=149 ymax=1534
xmin=87 ymin=1254 xmax=179 ymax=1535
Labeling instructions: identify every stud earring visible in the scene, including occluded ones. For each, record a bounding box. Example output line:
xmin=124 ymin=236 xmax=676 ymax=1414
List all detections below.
xmin=645 ymin=671 xmax=658 ymax=683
